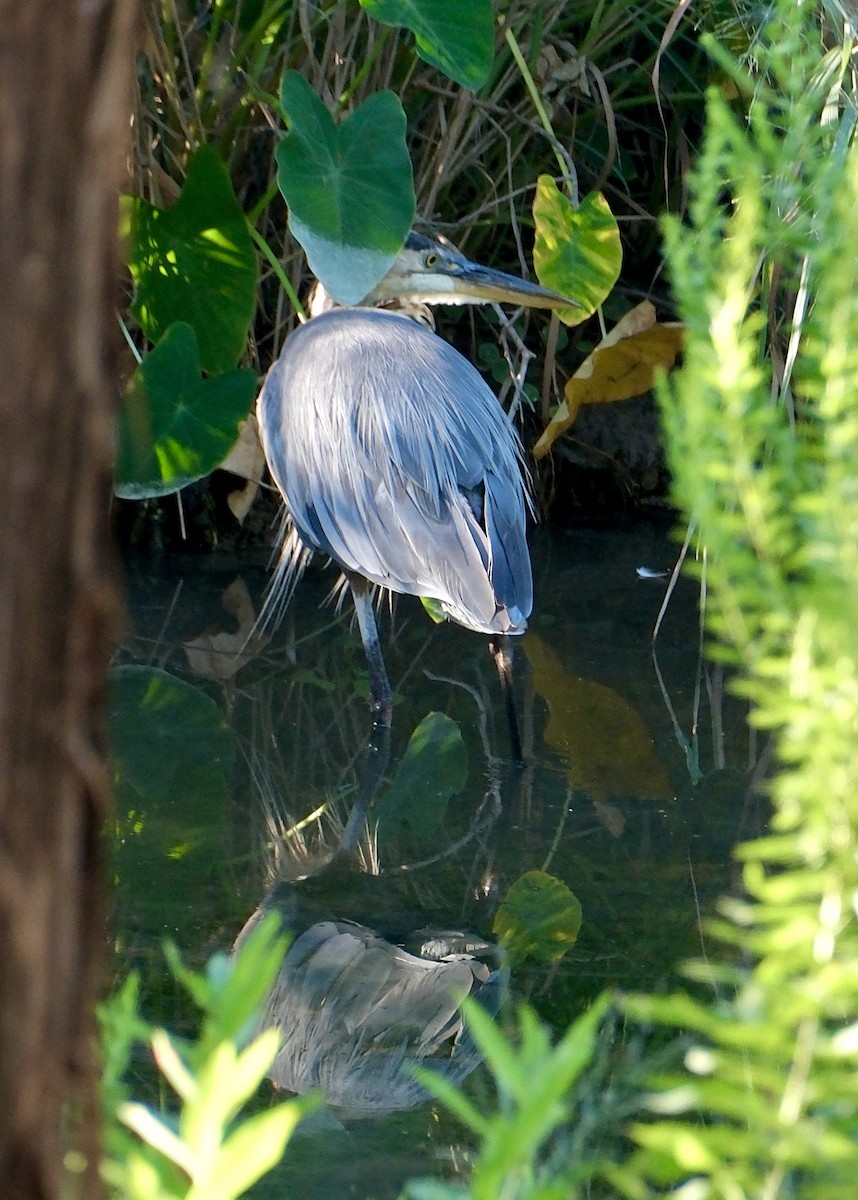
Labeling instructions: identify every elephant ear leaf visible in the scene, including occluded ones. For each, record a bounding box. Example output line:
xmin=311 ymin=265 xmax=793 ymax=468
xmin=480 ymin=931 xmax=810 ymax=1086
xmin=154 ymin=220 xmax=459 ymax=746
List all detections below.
xmin=533 ymin=175 xmax=622 ymax=326
xmin=122 ymin=146 xmax=257 ymax=374
xmin=359 ymin=0 xmax=494 ymax=91
xmin=115 ymin=322 xmax=257 ymax=499
xmin=275 ymin=72 xmax=414 ymax=305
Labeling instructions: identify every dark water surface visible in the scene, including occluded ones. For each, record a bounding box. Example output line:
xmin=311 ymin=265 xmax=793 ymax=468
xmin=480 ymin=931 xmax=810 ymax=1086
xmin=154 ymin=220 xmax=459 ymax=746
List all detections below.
xmin=112 ymin=517 xmax=765 ymax=1198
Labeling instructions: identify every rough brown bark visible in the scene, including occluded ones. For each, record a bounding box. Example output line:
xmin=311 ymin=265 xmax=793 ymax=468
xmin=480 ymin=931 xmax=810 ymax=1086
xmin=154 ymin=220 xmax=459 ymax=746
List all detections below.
xmin=0 ymin=2 xmax=137 ymax=1197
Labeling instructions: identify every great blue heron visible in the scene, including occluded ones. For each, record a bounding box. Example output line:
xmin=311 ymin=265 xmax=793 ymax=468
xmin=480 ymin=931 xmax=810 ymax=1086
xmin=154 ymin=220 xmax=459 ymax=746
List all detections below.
xmin=257 ymin=233 xmax=571 ymax=760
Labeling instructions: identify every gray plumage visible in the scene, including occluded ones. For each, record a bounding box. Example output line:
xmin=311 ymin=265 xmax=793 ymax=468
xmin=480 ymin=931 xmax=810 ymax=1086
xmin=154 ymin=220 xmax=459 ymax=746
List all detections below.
xmin=258 ymin=306 xmax=532 ymax=635
xmin=256 ymin=234 xmax=573 ymax=740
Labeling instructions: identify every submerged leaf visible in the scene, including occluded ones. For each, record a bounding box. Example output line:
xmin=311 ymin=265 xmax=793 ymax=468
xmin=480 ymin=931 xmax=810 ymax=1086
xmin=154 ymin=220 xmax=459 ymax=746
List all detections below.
xmin=276 ymin=73 xmax=414 ymax=304
xmin=115 ymin=322 xmax=257 ymax=498
xmin=108 ymin=666 xmax=235 ymax=921
xmin=377 ymin=712 xmax=467 ymax=837
xmin=533 ymin=176 xmax=621 ymax=324
xmin=360 ymin=0 xmax=494 ymax=90
xmin=122 ymin=146 xmax=257 ymax=373
xmin=534 ymin=301 xmax=684 ymax=456
xmin=493 ymin=870 xmax=583 ymax=966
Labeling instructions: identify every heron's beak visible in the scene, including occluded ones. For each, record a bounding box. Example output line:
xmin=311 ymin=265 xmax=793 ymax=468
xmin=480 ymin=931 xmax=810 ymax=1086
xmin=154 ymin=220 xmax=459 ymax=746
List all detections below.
xmin=365 ymin=236 xmax=579 ymax=311
xmin=441 ymin=260 xmax=577 ymax=309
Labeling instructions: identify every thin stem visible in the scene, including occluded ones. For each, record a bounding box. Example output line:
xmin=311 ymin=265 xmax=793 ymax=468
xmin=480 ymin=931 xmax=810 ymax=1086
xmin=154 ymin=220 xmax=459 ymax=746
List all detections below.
xmin=337 ymin=26 xmax=392 ymax=108
xmin=503 ymin=25 xmax=577 ymax=198
xmin=195 ymin=0 xmax=228 ymax=109
xmin=247 ymin=178 xmax=280 ymax=225
xmin=118 ymin=313 xmax=143 ymax=364
xmin=248 ymin=222 xmax=306 ymax=321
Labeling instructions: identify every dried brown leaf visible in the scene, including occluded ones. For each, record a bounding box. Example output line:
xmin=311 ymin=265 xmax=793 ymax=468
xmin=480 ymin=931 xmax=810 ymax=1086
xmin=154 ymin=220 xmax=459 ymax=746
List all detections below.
xmin=533 ymin=301 xmax=684 ymax=457
xmin=221 ymin=414 xmax=266 ymax=524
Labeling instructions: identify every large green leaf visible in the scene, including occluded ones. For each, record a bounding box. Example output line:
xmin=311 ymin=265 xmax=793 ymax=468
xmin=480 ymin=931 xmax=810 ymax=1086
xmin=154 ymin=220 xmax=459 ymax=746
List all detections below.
xmin=276 ymin=72 xmax=414 ymax=305
xmin=377 ymin=711 xmax=467 ymax=838
xmin=115 ymin=322 xmax=257 ymax=499
xmin=359 ymin=0 xmax=494 ymax=90
xmin=533 ymin=176 xmax=622 ymax=326
xmin=123 ymin=146 xmax=258 ymax=373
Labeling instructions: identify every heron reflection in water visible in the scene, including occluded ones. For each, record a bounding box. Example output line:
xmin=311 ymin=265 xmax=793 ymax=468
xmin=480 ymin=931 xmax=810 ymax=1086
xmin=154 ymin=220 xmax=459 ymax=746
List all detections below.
xmin=234 ymin=882 xmax=506 ymax=1116
xmin=257 ymin=233 xmax=573 ymax=761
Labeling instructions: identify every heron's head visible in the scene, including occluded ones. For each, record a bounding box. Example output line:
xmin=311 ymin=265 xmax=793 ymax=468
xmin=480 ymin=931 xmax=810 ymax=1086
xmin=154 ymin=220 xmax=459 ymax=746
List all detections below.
xmin=361 ymin=232 xmax=575 ymax=312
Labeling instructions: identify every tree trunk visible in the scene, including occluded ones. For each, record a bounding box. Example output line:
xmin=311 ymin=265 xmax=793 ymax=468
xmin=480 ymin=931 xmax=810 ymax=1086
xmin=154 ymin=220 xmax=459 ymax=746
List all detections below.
xmin=0 ymin=2 xmax=137 ymax=1197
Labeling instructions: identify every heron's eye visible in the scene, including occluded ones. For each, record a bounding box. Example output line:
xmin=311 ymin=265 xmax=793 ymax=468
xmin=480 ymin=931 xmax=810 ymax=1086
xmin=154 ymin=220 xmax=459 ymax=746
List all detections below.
xmin=424 ymin=252 xmax=440 ymax=269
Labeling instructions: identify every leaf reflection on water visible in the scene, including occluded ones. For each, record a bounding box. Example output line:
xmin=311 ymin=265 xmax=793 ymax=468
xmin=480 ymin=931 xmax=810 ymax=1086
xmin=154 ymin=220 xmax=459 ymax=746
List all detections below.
xmin=525 ymin=632 xmax=673 ymax=807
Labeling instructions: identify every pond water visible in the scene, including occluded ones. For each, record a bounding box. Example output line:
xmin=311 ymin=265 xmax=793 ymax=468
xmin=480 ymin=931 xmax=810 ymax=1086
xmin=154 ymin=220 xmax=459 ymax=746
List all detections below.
xmin=111 ymin=515 xmax=765 ymax=1198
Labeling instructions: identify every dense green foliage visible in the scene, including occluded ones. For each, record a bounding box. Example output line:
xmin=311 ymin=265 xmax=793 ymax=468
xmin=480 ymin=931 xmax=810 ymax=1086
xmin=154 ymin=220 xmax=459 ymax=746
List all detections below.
xmin=405 ymin=997 xmax=611 ymax=1200
xmin=611 ymin=2 xmax=858 ymax=1195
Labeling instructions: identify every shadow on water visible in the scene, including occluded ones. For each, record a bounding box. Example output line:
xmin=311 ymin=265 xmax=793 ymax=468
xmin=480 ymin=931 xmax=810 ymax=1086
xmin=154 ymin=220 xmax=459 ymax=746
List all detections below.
xmin=111 ymin=516 xmax=769 ymax=1198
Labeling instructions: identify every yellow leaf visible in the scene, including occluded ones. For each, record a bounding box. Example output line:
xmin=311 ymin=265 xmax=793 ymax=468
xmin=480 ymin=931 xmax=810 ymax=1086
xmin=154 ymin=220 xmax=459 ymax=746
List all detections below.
xmin=533 ymin=301 xmax=684 ymax=458
xmin=533 ymin=178 xmax=622 ymax=325
xmin=525 ymin=632 xmax=672 ymax=804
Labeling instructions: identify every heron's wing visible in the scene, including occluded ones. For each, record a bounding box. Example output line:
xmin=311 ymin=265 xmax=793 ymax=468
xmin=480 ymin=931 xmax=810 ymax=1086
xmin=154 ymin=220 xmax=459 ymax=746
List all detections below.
xmin=257 ymin=308 xmax=532 ymax=634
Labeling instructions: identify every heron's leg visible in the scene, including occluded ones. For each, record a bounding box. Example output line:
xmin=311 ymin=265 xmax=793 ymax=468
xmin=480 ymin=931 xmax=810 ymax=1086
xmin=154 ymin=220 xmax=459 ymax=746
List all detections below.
xmin=488 ymin=634 xmax=525 ymax=767
xmin=338 ymin=719 xmax=391 ymax=855
xmin=345 ymin=571 xmax=393 ymax=727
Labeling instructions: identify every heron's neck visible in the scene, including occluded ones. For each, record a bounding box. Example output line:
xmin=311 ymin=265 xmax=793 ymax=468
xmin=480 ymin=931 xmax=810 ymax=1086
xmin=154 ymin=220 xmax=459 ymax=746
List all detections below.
xmin=308 ymin=282 xmax=436 ymax=330
xmin=307 ymin=281 xmax=337 ymax=317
